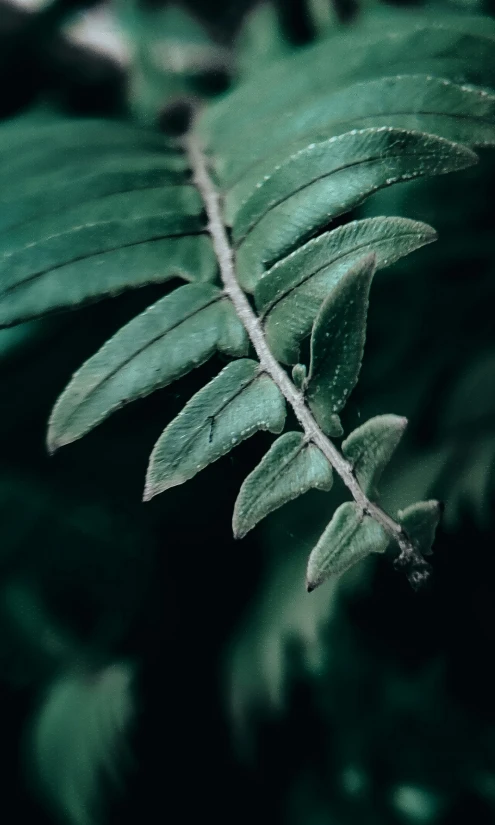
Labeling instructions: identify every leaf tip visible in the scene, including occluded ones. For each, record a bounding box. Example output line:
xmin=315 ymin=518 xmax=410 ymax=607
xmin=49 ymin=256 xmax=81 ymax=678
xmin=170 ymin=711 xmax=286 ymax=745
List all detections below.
xmin=142 ymin=482 xmax=155 ymax=503
xmin=232 ymin=518 xmax=247 ymax=540
xmin=46 ymin=437 xmax=58 ymax=456
xmin=46 ymin=426 xmax=66 ymax=455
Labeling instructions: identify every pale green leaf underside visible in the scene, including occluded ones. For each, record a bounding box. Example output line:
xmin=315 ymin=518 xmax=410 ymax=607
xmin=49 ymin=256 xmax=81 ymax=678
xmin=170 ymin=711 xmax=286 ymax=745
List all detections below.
xmin=233 ymin=432 xmax=333 ymax=538
xmin=48 ymin=284 xmax=248 ymax=452
xmin=306 ymin=501 xmax=389 ymax=591
xmin=342 ymin=414 xmax=408 ymax=496
xmin=31 ymin=662 xmax=134 ymax=825
xmin=144 ymin=359 xmax=286 ymax=500
xmin=233 ymin=128 xmax=474 ymax=291
xmin=218 ymin=75 xmax=495 ymax=186
xmin=398 ymin=500 xmax=441 ymax=556
xmin=258 ymin=216 xmax=433 ymax=365
xmin=307 ymin=255 xmax=376 ymax=435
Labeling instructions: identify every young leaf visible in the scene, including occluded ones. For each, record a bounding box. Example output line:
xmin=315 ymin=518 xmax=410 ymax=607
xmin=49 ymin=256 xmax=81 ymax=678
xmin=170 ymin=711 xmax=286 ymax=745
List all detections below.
xmin=47 ymin=284 xmax=248 ymax=452
xmin=291 ymin=364 xmax=307 ymax=390
xmin=30 ymin=662 xmax=134 ymax=825
xmin=232 ymin=432 xmax=333 ymax=539
xmin=144 ymin=359 xmax=286 ymax=500
xmin=257 ymin=216 xmax=435 ymax=362
xmin=233 ymin=128 xmax=475 ymax=291
xmin=306 ymin=501 xmax=389 ymax=591
xmin=306 ymin=255 xmax=376 ymax=436
xmin=398 ymin=500 xmax=441 ymax=557
xmin=342 ymin=414 xmax=408 ymax=496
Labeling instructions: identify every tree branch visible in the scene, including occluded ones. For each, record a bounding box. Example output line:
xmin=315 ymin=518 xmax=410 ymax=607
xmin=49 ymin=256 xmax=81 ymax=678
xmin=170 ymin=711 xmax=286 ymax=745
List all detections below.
xmin=186 ymin=132 xmax=429 ymax=588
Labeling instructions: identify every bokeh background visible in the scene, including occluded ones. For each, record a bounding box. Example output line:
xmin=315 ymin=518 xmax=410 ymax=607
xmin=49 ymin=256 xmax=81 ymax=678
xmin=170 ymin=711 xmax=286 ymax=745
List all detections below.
xmin=1 ymin=1 xmax=495 ymax=823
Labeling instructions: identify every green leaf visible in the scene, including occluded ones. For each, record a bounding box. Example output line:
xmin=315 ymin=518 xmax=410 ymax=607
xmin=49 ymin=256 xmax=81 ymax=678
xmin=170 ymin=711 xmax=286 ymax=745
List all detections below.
xmin=203 ymin=20 xmax=495 ymax=147
xmin=233 ymin=127 xmax=474 ymax=244
xmin=144 ymin=359 xmax=286 ymax=500
xmin=233 ymin=128 xmax=474 ymax=291
xmin=342 ymin=414 xmax=408 ymax=496
xmin=47 ymin=284 xmax=248 ymax=452
xmin=233 ymin=432 xmax=333 ymax=538
xmin=306 ymin=255 xmax=376 ymax=435
xmin=291 ymin=364 xmax=307 ymax=390
xmin=30 ymin=662 xmax=134 ymax=825
xmin=219 ymin=75 xmax=495 ymax=186
xmin=397 ymin=500 xmax=441 ymax=557
xmin=0 ymin=117 xmax=174 ymax=155
xmin=0 ymin=187 xmax=214 ymax=327
xmin=0 ymin=119 xmax=184 ymax=184
xmin=257 ymin=216 xmax=435 ymax=363
xmin=0 ymin=153 xmax=189 ymax=233
xmin=306 ymin=502 xmax=389 ymax=591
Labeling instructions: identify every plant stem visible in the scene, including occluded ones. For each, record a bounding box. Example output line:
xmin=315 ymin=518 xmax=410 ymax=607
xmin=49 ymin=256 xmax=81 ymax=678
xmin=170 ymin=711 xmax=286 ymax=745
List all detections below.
xmin=187 ymin=133 xmax=429 ymax=587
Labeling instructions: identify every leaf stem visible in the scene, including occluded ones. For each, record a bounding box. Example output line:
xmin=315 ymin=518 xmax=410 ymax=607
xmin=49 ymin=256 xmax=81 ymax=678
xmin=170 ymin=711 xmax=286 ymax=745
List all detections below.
xmin=186 ymin=133 xmax=429 ymax=587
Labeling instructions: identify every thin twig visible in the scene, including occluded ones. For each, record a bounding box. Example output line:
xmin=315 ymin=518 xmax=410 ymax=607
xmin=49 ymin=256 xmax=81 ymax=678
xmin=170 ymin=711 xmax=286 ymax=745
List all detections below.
xmin=186 ymin=132 xmax=429 ymax=587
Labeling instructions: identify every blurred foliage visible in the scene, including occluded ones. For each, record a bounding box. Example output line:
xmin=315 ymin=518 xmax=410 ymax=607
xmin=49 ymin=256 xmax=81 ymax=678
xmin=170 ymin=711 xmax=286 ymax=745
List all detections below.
xmin=0 ymin=1 xmax=495 ymax=825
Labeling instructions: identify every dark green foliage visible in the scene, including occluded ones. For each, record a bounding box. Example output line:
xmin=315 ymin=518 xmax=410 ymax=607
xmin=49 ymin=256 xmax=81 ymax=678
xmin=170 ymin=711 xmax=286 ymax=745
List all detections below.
xmin=30 ymin=661 xmax=135 ymax=825
xmin=2 ymin=4 xmax=495 ymax=825
xmin=2 ymin=11 xmax=495 ymax=590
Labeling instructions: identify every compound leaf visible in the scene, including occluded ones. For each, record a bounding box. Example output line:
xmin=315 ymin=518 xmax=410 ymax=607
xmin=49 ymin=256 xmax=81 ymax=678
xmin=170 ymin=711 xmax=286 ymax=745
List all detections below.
xmin=306 ymin=502 xmax=389 ymax=591
xmin=233 ymin=432 xmax=333 ymax=538
xmin=144 ymin=359 xmax=286 ymax=500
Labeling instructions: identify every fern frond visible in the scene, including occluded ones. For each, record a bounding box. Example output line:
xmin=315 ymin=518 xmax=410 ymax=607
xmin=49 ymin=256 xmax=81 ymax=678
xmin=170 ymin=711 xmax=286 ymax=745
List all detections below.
xmin=2 ymin=15 xmax=495 ymax=588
